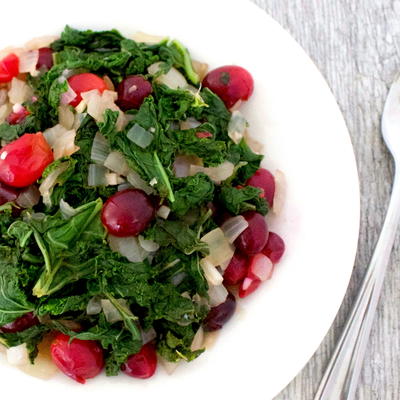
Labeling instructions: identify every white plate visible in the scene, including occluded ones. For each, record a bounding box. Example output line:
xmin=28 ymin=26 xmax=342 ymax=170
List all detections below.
xmin=0 ymin=0 xmax=360 ymax=399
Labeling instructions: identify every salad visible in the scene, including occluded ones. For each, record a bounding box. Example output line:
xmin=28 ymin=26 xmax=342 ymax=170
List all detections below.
xmin=0 ymin=26 xmax=285 ymax=383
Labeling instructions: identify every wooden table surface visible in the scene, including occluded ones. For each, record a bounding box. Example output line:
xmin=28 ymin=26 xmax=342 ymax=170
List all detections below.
xmin=249 ymin=1 xmax=400 ymax=399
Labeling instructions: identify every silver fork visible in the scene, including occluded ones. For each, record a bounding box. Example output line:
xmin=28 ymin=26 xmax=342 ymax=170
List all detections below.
xmin=314 ymin=75 xmax=400 ymax=400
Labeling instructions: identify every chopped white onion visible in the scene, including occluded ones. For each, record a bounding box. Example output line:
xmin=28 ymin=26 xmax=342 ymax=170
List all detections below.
xmin=104 ymin=151 xmax=130 ymax=176
xmin=201 ymin=228 xmax=234 ymax=267
xmin=138 ymin=235 xmax=160 ymax=252
xmin=101 ymin=299 xmax=129 ymax=323
xmin=60 ymin=83 xmax=77 ymax=106
xmin=7 ymin=344 xmax=29 ymax=366
xmin=228 ymin=110 xmax=248 ymax=144
xmin=118 ymin=182 xmax=133 ymax=192
xmin=173 ymin=155 xmax=202 ymax=178
xmin=0 ymin=103 xmax=11 ymax=124
xmin=8 ymin=78 xmax=33 ymax=105
xmin=19 ymin=50 xmax=39 ymax=76
xmin=159 ymin=356 xmax=180 ymax=375
xmin=127 ymin=170 xmax=155 ymax=195
xmin=141 ymin=327 xmax=157 ymax=344
xmin=16 ymin=185 xmax=40 ymax=208
xmin=127 ymin=123 xmax=154 ymax=148
xmin=73 ymin=112 xmax=87 ymax=130
xmin=91 ymin=132 xmax=110 ymax=164
xmin=108 ymin=234 xmax=149 ymax=262
xmin=190 ymin=327 xmax=205 ymax=351
xmin=200 ymin=258 xmax=224 ymax=286
xmin=58 ymin=105 xmax=75 ymax=130
xmin=105 ymin=172 xmax=120 ymax=186
xmin=179 ymin=117 xmax=202 ymax=130
xmin=0 ymin=89 xmax=8 ymax=106
xmin=157 ymin=205 xmax=171 ymax=219
xmin=171 ymin=271 xmax=187 ymax=286
xmin=59 ymin=199 xmax=78 ymax=219
xmin=86 ymin=296 xmax=102 ymax=315
xmin=244 ymin=131 xmax=263 ymax=154
xmin=148 ymin=62 xmax=188 ymax=90
xmin=24 ymin=35 xmax=58 ymax=51
xmin=88 ymin=164 xmax=108 ymax=186
xmin=221 ymin=215 xmax=249 ymax=244
xmin=39 ymin=162 xmax=70 ymax=207
xmin=43 ymin=124 xmax=79 ymax=160
xmin=192 ymin=60 xmax=209 ymax=82
xmin=189 ymin=161 xmax=235 ymax=183
xmin=132 ymin=31 xmax=167 ymax=44
xmin=273 ymin=169 xmax=286 ymax=215
xmin=208 ymin=284 xmax=228 ymax=307
xmin=75 ymin=100 xmax=87 ymax=114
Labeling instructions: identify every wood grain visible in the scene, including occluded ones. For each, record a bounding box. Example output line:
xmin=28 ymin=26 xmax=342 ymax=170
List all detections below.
xmin=248 ymin=1 xmax=400 ymax=399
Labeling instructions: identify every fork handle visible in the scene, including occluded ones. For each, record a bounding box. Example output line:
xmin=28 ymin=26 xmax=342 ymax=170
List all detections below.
xmin=314 ymin=171 xmax=400 ymax=400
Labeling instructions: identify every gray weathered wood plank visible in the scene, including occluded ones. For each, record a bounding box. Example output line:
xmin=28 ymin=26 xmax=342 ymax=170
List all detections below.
xmin=249 ymin=1 xmax=400 ymax=399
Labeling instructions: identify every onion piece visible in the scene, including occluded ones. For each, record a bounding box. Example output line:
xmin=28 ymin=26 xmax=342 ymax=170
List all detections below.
xmin=192 ymin=60 xmax=209 ymax=82
xmin=101 ymin=299 xmax=129 ymax=324
xmin=108 ymin=234 xmax=149 ymax=262
xmin=88 ymin=164 xmax=108 ymax=187
xmin=0 ymin=89 xmax=8 ymax=106
xmin=201 ymin=228 xmax=234 ymax=267
xmin=127 ymin=170 xmax=154 ymax=195
xmin=132 ymin=31 xmax=167 ymax=44
xmin=138 ymin=235 xmax=160 ymax=252
xmin=179 ymin=117 xmax=202 ymax=130
xmin=208 ymin=284 xmax=228 ymax=307
xmin=141 ymin=327 xmax=157 ymax=345
xmin=39 ymin=162 xmax=70 ymax=207
xmin=200 ymin=258 xmax=224 ymax=286
xmin=157 ymin=205 xmax=171 ymax=219
xmin=159 ymin=356 xmax=180 ymax=375
xmin=8 ymin=78 xmax=33 ymax=105
xmin=0 ymin=104 xmax=11 ymax=124
xmin=273 ymin=169 xmax=286 ymax=215
xmin=59 ymin=199 xmax=78 ymax=219
xmin=228 ymin=110 xmax=248 ymax=144
xmin=148 ymin=62 xmax=188 ymax=90
xmin=127 ymin=124 xmax=154 ymax=148
xmin=19 ymin=50 xmax=39 ymax=76
xmin=221 ymin=215 xmax=249 ymax=244
xmin=190 ymin=327 xmax=205 ymax=351
xmin=104 ymin=151 xmax=130 ymax=176
xmin=16 ymin=185 xmax=40 ymax=208
xmin=24 ymin=35 xmax=58 ymax=51
xmin=58 ymin=105 xmax=75 ymax=130
xmin=60 ymin=83 xmax=77 ymax=106
xmin=118 ymin=182 xmax=133 ymax=192
xmin=86 ymin=296 xmax=102 ymax=315
xmin=173 ymin=155 xmax=203 ymax=178
xmin=0 ymin=343 xmax=6 ymax=353
xmin=7 ymin=344 xmax=29 ymax=366
xmin=91 ymin=132 xmax=110 ymax=164
xmin=105 ymin=172 xmax=120 ymax=186
xmin=189 ymin=161 xmax=234 ymax=183
xmin=171 ymin=271 xmax=187 ymax=286
xmin=43 ymin=124 xmax=79 ymax=160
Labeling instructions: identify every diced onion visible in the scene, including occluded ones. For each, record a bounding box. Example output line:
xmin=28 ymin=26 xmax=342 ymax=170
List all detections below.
xmin=138 ymin=235 xmax=160 ymax=252
xmin=59 ymin=199 xmax=78 ymax=219
xmin=60 ymin=83 xmax=77 ymax=106
xmin=192 ymin=60 xmax=209 ymax=82
xmin=0 ymin=104 xmax=11 ymax=124
xmin=179 ymin=117 xmax=201 ymax=130
xmin=190 ymin=327 xmax=205 ymax=351
xmin=101 ymin=299 xmax=129 ymax=324
xmin=108 ymin=234 xmax=149 ymax=262
xmin=73 ymin=112 xmax=87 ymax=130
xmin=173 ymin=155 xmax=203 ymax=178
xmin=39 ymin=162 xmax=70 ymax=207
xmin=19 ymin=50 xmax=39 ymax=76
xmin=6 ymin=344 xmax=29 ymax=366
xmin=8 ymin=78 xmax=33 ymax=105
xmin=0 ymin=89 xmax=8 ymax=106
xmin=43 ymin=124 xmax=79 ymax=160
xmin=159 ymin=356 xmax=180 ymax=375
xmin=200 ymin=258 xmax=224 ymax=286
xmin=148 ymin=62 xmax=187 ymax=90
xmin=157 ymin=205 xmax=171 ymax=219
xmin=86 ymin=296 xmax=102 ymax=315
xmin=273 ymin=169 xmax=286 ymax=215
xmin=118 ymin=182 xmax=133 ymax=192
xmin=16 ymin=185 xmax=40 ymax=208
xmin=127 ymin=123 xmax=154 ymax=148
xmin=171 ymin=271 xmax=187 ymax=286
xmin=132 ymin=31 xmax=167 ymax=44
xmin=24 ymin=35 xmax=58 ymax=51
xmin=127 ymin=170 xmax=154 ymax=195
xmin=58 ymin=105 xmax=75 ymax=130
xmin=244 ymin=130 xmax=263 ymax=154
xmin=228 ymin=110 xmax=248 ymax=144
xmin=189 ymin=161 xmax=234 ymax=183
xmin=221 ymin=215 xmax=249 ymax=244
xmin=105 ymin=172 xmax=120 ymax=186
xmin=141 ymin=327 xmax=157 ymax=344
xmin=208 ymin=284 xmax=228 ymax=307
xmin=201 ymin=228 xmax=234 ymax=267
xmin=104 ymin=151 xmax=130 ymax=176
xmin=0 ymin=344 xmax=6 ymax=353
xmin=91 ymin=132 xmax=110 ymax=164
xmin=88 ymin=164 xmax=108 ymax=187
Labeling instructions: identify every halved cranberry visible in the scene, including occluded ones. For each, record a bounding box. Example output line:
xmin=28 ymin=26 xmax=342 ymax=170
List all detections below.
xmin=246 ymin=168 xmax=275 ymax=207
xmin=0 ymin=182 xmax=19 ymax=205
xmin=116 ymin=75 xmax=152 ymax=111
xmin=6 ymin=105 xmax=30 ymax=125
xmin=0 ymin=312 xmax=39 ymax=333
xmin=121 ymin=343 xmax=157 ymax=379
xmin=36 ymin=47 xmax=54 ymax=70
xmin=203 ymin=293 xmax=236 ymax=331
xmin=223 ymin=251 xmax=248 ymax=286
xmin=262 ymin=232 xmax=286 ymax=263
